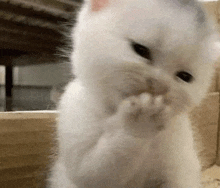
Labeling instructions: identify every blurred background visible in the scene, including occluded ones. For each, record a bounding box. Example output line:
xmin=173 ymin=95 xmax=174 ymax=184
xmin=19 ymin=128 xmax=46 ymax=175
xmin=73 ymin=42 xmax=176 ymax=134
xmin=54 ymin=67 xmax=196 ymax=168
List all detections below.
xmin=0 ymin=0 xmax=82 ymax=111
xmin=0 ymin=0 xmax=219 ymax=111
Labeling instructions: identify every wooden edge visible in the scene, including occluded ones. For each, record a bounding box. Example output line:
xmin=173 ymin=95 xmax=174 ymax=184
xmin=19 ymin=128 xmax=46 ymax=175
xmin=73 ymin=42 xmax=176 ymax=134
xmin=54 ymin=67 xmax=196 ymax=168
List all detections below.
xmin=0 ymin=110 xmax=58 ymax=119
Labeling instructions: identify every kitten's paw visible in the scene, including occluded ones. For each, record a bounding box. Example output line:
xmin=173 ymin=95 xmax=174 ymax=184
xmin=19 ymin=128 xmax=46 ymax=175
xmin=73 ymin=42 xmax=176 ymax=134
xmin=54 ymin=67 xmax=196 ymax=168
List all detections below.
xmin=116 ymin=93 xmax=171 ymax=137
xmin=118 ymin=93 xmax=170 ymax=121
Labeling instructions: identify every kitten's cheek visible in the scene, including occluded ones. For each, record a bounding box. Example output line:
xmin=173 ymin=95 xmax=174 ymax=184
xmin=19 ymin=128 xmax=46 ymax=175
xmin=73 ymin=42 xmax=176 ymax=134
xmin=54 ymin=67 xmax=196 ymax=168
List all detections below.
xmin=165 ymin=95 xmax=190 ymax=115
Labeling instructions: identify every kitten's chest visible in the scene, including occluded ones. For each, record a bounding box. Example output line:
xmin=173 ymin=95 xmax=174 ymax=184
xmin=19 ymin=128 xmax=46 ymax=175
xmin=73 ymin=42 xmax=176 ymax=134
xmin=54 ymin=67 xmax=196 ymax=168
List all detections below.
xmin=125 ymin=137 xmax=164 ymax=187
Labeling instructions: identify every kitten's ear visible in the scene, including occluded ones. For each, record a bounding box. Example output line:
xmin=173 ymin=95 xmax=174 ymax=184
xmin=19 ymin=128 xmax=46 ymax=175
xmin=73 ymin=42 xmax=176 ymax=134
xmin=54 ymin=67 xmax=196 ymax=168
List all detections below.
xmin=89 ymin=0 xmax=110 ymax=12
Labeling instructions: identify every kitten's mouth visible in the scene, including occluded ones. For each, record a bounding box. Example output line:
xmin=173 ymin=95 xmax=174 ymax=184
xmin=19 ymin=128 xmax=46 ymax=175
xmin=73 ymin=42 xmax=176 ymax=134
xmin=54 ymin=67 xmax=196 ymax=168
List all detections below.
xmin=121 ymin=89 xmax=147 ymax=99
xmin=127 ymin=78 xmax=169 ymax=97
xmin=120 ymin=87 xmax=191 ymax=116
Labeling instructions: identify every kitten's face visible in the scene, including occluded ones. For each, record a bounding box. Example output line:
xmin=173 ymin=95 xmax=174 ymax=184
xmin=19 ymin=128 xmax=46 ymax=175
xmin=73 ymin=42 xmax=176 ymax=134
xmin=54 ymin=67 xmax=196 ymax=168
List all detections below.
xmin=72 ymin=0 xmax=218 ymax=113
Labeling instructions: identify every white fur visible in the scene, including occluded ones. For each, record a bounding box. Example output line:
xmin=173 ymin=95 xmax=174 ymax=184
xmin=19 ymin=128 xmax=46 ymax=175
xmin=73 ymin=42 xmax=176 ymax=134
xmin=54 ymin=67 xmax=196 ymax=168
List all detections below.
xmin=48 ymin=0 xmax=219 ymax=187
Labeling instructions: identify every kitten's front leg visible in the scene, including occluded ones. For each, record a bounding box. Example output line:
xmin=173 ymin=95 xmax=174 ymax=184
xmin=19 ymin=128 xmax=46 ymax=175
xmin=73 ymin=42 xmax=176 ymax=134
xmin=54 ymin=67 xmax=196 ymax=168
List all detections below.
xmin=120 ymin=94 xmax=202 ymax=188
xmin=67 ymin=93 xmax=170 ymax=188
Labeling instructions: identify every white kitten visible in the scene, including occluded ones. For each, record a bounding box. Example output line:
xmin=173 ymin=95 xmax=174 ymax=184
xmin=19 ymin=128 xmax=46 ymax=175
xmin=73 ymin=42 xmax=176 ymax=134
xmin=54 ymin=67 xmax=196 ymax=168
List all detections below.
xmin=48 ymin=0 xmax=219 ymax=187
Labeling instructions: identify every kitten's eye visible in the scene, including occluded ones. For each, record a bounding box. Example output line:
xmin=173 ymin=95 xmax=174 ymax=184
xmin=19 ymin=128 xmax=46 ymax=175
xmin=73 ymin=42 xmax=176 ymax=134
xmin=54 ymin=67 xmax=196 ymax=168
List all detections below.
xmin=176 ymin=71 xmax=193 ymax=83
xmin=131 ymin=42 xmax=152 ymax=60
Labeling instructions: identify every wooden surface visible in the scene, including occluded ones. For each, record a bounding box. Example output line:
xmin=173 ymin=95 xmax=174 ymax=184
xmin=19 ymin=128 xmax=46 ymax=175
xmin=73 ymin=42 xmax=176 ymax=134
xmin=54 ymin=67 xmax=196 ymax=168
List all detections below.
xmin=0 ymin=111 xmax=58 ymax=188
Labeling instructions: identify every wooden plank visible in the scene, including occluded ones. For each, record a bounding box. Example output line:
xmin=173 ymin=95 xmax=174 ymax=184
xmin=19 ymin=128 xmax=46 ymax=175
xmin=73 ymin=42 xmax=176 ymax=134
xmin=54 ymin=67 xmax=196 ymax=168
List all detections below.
xmin=0 ymin=39 xmax=57 ymax=54
xmin=0 ymin=143 xmax=52 ymax=158
xmin=12 ymin=54 xmax=65 ymax=66
xmin=0 ymin=0 xmax=75 ymax=20
xmin=0 ymin=1 xmax=69 ymax=23
xmin=0 ymin=131 xmax=53 ymax=145
xmin=0 ymin=18 xmax=63 ymax=40
xmin=0 ymin=175 xmax=45 ymax=188
xmin=0 ymin=55 xmax=63 ymax=66
xmin=0 ymin=119 xmax=56 ymax=133
xmin=0 ymin=165 xmax=42 ymax=181
xmin=0 ymin=153 xmax=51 ymax=170
xmin=34 ymin=0 xmax=81 ymax=9
xmin=0 ymin=111 xmax=57 ymax=187
xmin=0 ymin=25 xmax=62 ymax=44
xmin=0 ymin=33 xmax=60 ymax=53
xmin=0 ymin=31 xmax=62 ymax=51
xmin=0 ymin=111 xmax=58 ymax=119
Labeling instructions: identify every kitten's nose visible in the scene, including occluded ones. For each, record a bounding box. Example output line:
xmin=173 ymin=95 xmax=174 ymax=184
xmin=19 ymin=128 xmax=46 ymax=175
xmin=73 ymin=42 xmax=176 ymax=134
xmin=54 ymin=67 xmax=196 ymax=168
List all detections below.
xmin=147 ymin=78 xmax=169 ymax=95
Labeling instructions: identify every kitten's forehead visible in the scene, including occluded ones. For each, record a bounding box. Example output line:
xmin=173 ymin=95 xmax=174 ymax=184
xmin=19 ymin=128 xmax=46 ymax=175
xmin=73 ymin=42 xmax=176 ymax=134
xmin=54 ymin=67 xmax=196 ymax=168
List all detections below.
xmin=118 ymin=0 xmax=209 ymax=45
xmin=111 ymin=0 xmax=212 ymax=63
